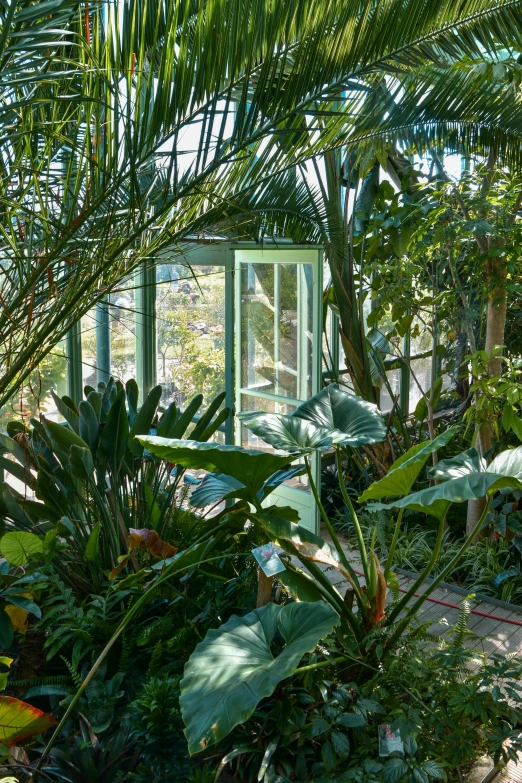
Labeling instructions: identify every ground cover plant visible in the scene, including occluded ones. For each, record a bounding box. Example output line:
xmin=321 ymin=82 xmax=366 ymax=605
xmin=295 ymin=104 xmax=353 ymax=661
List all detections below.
xmin=2 ymin=0 xmax=522 ymax=781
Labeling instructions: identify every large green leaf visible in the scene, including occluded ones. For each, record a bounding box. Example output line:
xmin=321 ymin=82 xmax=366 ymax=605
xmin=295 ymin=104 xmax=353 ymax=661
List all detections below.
xmin=129 ymin=385 xmax=163 ymax=456
xmin=0 ymin=532 xmax=43 ymax=567
xmin=430 ymin=448 xmax=486 ymax=481
xmin=292 ymin=385 xmax=386 ymax=447
xmin=359 ymin=427 xmax=458 ymax=502
xmin=137 ymin=437 xmax=297 ymax=496
xmin=190 ymin=474 xmax=245 ymax=508
xmin=258 ymin=514 xmax=342 ymax=568
xmin=239 ymin=412 xmax=334 ymax=452
xmin=40 ymin=419 xmax=89 ymax=468
xmin=0 ymin=695 xmax=56 ymax=745
xmin=100 ymin=389 xmax=129 ymax=465
xmin=78 ymin=401 xmax=100 ymax=454
xmin=370 ymin=447 xmax=522 ymax=517
xmin=180 ymin=601 xmax=339 ymax=754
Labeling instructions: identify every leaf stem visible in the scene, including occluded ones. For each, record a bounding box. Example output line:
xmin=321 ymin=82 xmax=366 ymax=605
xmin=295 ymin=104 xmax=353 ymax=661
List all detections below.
xmin=303 ymin=454 xmax=363 ymax=596
xmin=384 ymin=508 xmax=403 ymax=580
xmin=336 ymin=449 xmax=370 ymax=587
xmin=387 ymin=497 xmax=492 ymax=649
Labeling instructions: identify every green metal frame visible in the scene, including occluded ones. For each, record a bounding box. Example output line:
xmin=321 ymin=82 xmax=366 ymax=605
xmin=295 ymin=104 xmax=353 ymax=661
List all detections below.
xmin=234 ymin=245 xmax=323 ymax=533
xmin=95 ymin=298 xmax=111 ymax=386
xmin=66 ymin=320 xmax=83 ymax=402
xmin=135 ymin=262 xmax=157 ymax=400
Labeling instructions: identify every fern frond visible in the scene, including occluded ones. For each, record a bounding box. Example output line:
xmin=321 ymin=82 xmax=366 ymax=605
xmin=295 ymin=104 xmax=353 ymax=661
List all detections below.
xmin=60 ymin=656 xmax=82 ymax=688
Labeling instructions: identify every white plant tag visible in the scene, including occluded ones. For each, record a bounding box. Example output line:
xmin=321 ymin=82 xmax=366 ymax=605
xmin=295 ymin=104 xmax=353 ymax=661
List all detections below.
xmin=378 ymin=725 xmax=404 ymax=756
xmin=252 ymin=543 xmax=286 ymax=577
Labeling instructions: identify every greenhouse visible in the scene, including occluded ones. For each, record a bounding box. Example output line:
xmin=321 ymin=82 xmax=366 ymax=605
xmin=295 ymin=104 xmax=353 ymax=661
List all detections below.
xmin=2 ymin=1 xmax=522 ymax=781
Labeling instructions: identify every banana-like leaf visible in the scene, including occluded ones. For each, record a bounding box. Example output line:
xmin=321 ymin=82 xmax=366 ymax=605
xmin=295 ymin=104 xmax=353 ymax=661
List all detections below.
xmin=359 ymin=427 xmax=458 ymax=502
xmin=369 ymin=446 xmax=522 ymax=516
xmin=40 ymin=419 xmax=89 ymax=467
xmin=69 ymin=446 xmax=94 ymax=480
xmin=129 ymin=385 xmax=163 ymax=457
xmin=292 ymin=384 xmax=386 ymax=447
xmin=239 ymin=412 xmax=334 ymax=453
xmin=137 ymin=437 xmax=297 ymax=496
xmin=78 ymin=401 xmax=100 ymax=454
xmin=100 ymin=389 xmax=129 ymax=465
xmin=0 ymin=695 xmax=56 ymax=745
xmin=180 ymin=601 xmax=339 ymax=754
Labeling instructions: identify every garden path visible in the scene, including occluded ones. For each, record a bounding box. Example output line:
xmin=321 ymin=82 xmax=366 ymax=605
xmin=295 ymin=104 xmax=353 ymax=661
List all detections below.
xmin=307 ymin=528 xmax=522 ymax=783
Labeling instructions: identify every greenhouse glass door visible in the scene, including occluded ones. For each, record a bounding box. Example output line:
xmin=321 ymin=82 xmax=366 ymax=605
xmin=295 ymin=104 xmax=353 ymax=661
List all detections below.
xmin=234 ymin=247 xmax=323 ymax=532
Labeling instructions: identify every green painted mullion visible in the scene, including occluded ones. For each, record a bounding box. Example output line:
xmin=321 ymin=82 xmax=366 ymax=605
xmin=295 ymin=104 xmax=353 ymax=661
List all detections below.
xmin=224 ymin=251 xmax=235 ymax=444
xmin=135 ymin=262 xmax=157 ymax=400
xmin=400 ymin=331 xmax=411 ymax=418
xmin=66 ymin=320 xmax=83 ymax=402
xmin=96 ymin=298 xmax=111 ymax=385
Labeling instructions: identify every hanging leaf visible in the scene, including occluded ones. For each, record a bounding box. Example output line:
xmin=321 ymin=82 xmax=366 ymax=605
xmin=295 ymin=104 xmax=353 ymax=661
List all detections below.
xmin=413 ymin=378 xmax=443 ymax=422
xmin=4 ymin=606 xmax=28 ymax=635
xmin=84 ymin=523 xmax=101 ymax=562
xmin=0 ymin=532 xmax=43 ymax=567
xmin=128 ymin=528 xmax=177 ymax=559
xmin=180 ymin=601 xmax=339 ymax=754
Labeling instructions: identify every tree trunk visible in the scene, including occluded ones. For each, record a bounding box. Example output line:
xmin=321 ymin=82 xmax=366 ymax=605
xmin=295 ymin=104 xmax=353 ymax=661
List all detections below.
xmin=466 ymin=250 xmax=507 ymax=537
xmin=256 ymin=571 xmax=273 ymax=607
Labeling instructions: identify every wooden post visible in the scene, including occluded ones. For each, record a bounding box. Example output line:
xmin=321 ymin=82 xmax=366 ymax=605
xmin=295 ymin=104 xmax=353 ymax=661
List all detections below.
xmin=256 ymin=571 xmax=273 ymax=608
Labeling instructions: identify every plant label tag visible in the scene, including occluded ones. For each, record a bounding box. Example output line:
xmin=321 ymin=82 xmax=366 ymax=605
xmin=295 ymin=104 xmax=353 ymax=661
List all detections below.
xmin=252 ymin=543 xmax=286 ymax=577
xmin=378 ymin=725 xmax=404 ymax=756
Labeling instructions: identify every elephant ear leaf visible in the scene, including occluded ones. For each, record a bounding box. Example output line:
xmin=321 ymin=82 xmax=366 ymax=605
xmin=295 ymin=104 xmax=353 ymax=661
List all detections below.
xmin=429 ymin=448 xmax=485 ymax=482
xmin=369 ymin=446 xmax=522 ymax=517
xmin=239 ymin=412 xmax=333 ymax=453
xmin=137 ymin=437 xmax=297 ymax=497
xmin=292 ymin=384 xmax=386 ymax=447
xmin=359 ymin=427 xmax=458 ymax=502
xmin=180 ymin=601 xmax=339 ymax=755
xmin=487 ymin=445 xmax=522 ymax=478
xmin=190 ymin=473 xmax=245 ymax=508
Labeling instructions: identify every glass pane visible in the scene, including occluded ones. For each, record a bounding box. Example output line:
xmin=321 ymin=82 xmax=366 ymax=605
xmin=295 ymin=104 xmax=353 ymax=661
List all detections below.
xmin=241 ymin=262 xmax=313 ymax=400
xmin=379 ymin=369 xmax=400 ymax=413
xmin=240 ymin=394 xmax=296 ymax=449
xmin=0 ymin=343 xmax=67 ymax=431
xmin=81 ymin=309 xmax=98 ymax=389
xmin=110 ymin=285 xmax=136 ymax=384
xmin=409 ymin=356 xmax=432 ymax=412
xmin=156 ymin=263 xmax=226 ymax=407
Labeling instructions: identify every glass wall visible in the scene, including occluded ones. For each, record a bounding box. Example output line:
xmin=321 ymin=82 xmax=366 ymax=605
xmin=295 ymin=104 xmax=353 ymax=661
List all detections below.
xmin=156 ymin=262 xmax=226 ymax=408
